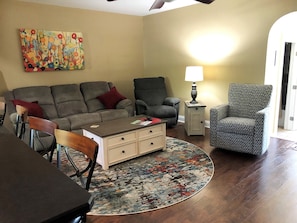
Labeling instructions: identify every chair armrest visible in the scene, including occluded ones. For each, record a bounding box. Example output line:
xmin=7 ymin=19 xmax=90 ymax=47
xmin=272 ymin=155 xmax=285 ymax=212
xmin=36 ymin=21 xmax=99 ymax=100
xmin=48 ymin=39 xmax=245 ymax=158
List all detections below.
xmin=135 ymin=99 xmax=149 ymax=115
xmin=116 ymin=99 xmax=134 ymax=116
xmin=254 ymin=107 xmax=271 ymax=155
xmin=116 ymin=98 xmax=132 ymax=109
xmin=163 ymin=97 xmax=180 ymax=106
xmin=210 ymin=104 xmax=229 ymax=121
xmin=210 ymin=104 xmax=229 ymax=146
xmin=135 ymin=99 xmax=148 ymax=108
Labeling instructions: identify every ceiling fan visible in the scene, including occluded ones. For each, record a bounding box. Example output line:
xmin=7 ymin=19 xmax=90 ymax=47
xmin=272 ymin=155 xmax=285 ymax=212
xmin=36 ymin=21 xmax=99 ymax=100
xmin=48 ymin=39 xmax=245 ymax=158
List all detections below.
xmin=107 ymin=0 xmax=215 ymax=11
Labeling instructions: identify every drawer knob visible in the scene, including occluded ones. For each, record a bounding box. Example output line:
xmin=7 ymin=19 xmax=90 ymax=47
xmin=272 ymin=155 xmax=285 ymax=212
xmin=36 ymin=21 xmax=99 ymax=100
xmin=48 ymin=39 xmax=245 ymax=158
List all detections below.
xmin=149 ymin=130 xmax=153 ymax=133
xmin=121 ymin=137 xmax=125 ymax=140
xmin=150 ymin=142 xmax=154 ymax=145
xmin=122 ymin=150 xmax=125 ymax=154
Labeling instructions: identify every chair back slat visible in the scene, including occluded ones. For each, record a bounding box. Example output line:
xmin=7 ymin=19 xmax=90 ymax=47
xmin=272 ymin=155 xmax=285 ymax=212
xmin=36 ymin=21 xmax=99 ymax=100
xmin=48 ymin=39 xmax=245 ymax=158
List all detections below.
xmin=28 ymin=116 xmax=58 ymax=136
xmin=28 ymin=116 xmax=58 ymax=162
xmin=55 ymin=129 xmax=98 ymax=161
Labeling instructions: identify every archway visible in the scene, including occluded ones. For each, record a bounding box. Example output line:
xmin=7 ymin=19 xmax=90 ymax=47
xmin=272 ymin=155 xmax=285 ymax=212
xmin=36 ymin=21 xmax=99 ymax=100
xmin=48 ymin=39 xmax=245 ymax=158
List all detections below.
xmin=264 ymin=11 xmax=297 ymax=136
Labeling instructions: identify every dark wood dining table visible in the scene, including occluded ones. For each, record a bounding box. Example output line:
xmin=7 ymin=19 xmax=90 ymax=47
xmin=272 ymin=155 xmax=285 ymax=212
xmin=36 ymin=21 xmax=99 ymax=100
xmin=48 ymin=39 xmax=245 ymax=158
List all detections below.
xmin=0 ymin=133 xmax=93 ymax=223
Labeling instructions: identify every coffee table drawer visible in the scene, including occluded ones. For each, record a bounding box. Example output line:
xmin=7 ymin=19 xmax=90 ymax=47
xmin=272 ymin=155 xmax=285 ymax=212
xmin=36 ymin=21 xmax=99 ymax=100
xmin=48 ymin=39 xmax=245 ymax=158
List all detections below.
xmin=138 ymin=125 xmax=163 ymax=138
xmin=107 ymin=131 xmax=137 ymax=147
xmin=139 ymin=135 xmax=164 ymax=154
xmin=109 ymin=142 xmax=137 ymax=164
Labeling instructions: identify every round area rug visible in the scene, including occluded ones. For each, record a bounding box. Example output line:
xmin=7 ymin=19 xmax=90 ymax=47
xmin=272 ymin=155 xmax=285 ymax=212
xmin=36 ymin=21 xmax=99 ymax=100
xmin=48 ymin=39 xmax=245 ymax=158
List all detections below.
xmin=57 ymin=137 xmax=214 ymax=216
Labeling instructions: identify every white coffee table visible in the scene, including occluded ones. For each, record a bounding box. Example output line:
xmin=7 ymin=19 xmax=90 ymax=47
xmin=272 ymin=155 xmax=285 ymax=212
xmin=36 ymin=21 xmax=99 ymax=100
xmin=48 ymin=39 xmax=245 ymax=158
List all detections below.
xmin=82 ymin=116 xmax=166 ymax=170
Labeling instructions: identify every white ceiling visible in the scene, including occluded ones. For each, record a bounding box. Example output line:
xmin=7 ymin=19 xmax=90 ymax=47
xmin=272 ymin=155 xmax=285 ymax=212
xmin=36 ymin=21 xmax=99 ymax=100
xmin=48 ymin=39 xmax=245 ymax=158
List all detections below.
xmin=19 ymin=0 xmax=199 ymax=16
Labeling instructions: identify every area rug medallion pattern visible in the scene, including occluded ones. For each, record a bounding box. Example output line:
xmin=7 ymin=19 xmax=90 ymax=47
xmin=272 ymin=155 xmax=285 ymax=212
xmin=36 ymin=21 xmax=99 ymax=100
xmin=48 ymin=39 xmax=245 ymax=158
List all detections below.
xmin=58 ymin=137 xmax=214 ymax=215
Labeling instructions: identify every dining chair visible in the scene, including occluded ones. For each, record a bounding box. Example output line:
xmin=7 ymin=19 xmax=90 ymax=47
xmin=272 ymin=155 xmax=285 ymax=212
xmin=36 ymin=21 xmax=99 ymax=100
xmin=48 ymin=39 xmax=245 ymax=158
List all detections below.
xmin=55 ymin=129 xmax=98 ymax=223
xmin=0 ymin=101 xmax=6 ymax=126
xmin=28 ymin=116 xmax=59 ymax=162
xmin=15 ymin=105 xmax=28 ymax=139
xmin=54 ymin=129 xmax=98 ymax=190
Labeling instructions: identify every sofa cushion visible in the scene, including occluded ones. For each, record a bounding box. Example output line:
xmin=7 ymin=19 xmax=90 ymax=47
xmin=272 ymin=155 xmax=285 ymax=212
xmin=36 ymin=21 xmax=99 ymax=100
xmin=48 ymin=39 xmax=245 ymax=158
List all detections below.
xmin=12 ymin=99 xmax=44 ymax=118
xmin=67 ymin=112 xmax=102 ymax=130
xmin=217 ymin=117 xmax=255 ymax=135
xmin=51 ymin=117 xmax=71 ymax=131
xmin=80 ymin=81 xmax=110 ymax=112
xmin=97 ymin=87 xmax=126 ymax=109
xmin=98 ymin=109 xmax=129 ymax=122
xmin=12 ymin=86 xmax=58 ymax=119
xmin=146 ymin=105 xmax=177 ymax=118
xmin=51 ymin=84 xmax=88 ymax=118
xmin=116 ymin=99 xmax=134 ymax=116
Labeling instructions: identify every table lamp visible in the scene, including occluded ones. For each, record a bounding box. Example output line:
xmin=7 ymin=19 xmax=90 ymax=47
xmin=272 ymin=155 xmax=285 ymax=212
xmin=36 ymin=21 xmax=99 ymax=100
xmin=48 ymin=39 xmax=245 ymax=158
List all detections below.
xmin=185 ymin=66 xmax=204 ymax=104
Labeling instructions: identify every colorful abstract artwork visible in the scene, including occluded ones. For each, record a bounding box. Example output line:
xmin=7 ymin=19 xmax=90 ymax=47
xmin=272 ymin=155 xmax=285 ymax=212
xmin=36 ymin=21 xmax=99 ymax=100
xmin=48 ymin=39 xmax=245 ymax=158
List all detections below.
xmin=19 ymin=28 xmax=85 ymax=72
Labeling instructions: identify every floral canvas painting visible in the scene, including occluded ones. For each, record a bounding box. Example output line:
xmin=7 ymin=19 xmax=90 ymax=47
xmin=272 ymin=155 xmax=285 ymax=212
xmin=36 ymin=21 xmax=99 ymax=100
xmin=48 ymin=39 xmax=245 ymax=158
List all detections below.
xmin=19 ymin=28 xmax=84 ymax=72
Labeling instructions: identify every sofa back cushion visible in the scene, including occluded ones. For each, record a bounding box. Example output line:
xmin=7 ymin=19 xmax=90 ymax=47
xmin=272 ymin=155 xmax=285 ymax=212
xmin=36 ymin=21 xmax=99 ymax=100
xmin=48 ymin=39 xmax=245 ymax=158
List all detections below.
xmin=51 ymin=84 xmax=88 ymax=118
xmin=11 ymin=86 xmax=58 ymax=119
xmin=80 ymin=81 xmax=111 ymax=112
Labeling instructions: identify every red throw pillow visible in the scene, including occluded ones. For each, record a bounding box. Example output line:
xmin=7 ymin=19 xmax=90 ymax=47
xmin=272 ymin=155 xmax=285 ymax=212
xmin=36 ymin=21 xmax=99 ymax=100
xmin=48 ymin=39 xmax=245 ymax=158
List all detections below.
xmin=12 ymin=99 xmax=44 ymax=118
xmin=97 ymin=87 xmax=126 ymax=109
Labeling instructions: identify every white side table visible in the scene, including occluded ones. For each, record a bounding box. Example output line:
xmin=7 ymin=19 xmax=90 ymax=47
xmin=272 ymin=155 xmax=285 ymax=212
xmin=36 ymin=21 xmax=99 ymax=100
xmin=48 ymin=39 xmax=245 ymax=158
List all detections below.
xmin=184 ymin=101 xmax=206 ymax=136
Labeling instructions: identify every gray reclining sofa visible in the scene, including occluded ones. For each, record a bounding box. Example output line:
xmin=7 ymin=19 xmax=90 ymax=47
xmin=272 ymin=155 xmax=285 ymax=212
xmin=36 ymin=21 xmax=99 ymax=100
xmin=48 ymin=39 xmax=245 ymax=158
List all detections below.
xmin=4 ymin=81 xmax=134 ymax=139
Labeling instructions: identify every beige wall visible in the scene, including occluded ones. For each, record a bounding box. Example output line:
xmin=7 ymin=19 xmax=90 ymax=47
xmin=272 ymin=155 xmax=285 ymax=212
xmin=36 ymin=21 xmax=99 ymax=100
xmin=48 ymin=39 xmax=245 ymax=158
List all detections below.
xmin=143 ymin=0 xmax=297 ymax=119
xmin=1 ymin=0 xmax=297 ymax=120
xmin=0 ymin=0 xmax=144 ymax=101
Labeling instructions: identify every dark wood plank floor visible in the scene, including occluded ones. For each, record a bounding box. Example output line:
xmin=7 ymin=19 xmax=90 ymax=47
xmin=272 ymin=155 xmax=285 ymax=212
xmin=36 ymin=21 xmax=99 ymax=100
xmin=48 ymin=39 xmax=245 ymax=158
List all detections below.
xmin=87 ymin=123 xmax=297 ymax=223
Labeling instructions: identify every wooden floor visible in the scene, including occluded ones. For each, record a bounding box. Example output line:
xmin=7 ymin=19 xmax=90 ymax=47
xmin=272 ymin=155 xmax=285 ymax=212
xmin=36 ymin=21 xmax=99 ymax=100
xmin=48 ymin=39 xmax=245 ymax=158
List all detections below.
xmin=87 ymin=123 xmax=297 ymax=223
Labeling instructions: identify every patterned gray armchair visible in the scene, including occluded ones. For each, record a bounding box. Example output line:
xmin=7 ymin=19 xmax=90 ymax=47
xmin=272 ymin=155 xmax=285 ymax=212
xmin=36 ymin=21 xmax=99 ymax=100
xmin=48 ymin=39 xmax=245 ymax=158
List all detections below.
xmin=210 ymin=83 xmax=273 ymax=155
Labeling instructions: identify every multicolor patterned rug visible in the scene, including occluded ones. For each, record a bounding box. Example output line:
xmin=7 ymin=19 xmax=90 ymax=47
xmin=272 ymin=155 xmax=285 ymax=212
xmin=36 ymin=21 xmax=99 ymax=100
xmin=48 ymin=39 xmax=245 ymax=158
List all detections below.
xmin=57 ymin=137 xmax=214 ymax=216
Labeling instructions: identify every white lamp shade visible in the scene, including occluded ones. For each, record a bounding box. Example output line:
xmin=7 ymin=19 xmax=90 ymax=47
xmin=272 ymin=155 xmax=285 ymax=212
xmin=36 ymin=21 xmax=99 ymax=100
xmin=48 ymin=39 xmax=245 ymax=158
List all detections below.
xmin=185 ymin=66 xmax=204 ymax=82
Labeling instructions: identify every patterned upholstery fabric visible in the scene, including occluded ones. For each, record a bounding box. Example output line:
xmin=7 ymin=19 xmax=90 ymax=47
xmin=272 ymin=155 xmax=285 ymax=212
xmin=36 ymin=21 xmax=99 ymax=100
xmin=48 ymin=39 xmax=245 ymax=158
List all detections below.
xmin=210 ymin=83 xmax=273 ymax=155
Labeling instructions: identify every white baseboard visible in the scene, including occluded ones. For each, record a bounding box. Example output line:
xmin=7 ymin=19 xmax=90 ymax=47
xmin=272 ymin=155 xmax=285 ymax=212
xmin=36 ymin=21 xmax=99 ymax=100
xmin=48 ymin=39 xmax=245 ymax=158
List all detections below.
xmin=178 ymin=115 xmax=210 ymax=128
xmin=178 ymin=115 xmax=185 ymax=123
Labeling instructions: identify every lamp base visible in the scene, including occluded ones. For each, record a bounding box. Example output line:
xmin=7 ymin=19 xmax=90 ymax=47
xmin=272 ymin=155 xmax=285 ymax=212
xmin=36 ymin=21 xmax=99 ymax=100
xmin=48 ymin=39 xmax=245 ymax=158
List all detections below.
xmin=190 ymin=82 xmax=197 ymax=104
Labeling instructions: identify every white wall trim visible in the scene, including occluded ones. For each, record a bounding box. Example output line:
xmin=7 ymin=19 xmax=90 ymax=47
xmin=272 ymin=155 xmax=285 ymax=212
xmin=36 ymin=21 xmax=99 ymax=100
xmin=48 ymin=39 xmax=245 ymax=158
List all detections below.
xmin=264 ymin=11 xmax=297 ymax=133
xmin=178 ymin=115 xmax=185 ymax=123
xmin=205 ymin=120 xmax=210 ymax=128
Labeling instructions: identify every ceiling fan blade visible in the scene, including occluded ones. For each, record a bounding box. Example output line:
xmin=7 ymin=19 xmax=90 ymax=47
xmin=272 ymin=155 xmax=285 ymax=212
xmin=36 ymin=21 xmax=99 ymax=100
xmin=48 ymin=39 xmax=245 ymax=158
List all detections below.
xmin=195 ymin=0 xmax=215 ymax=4
xmin=150 ymin=0 xmax=165 ymax=10
xmin=107 ymin=0 xmax=214 ymax=12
